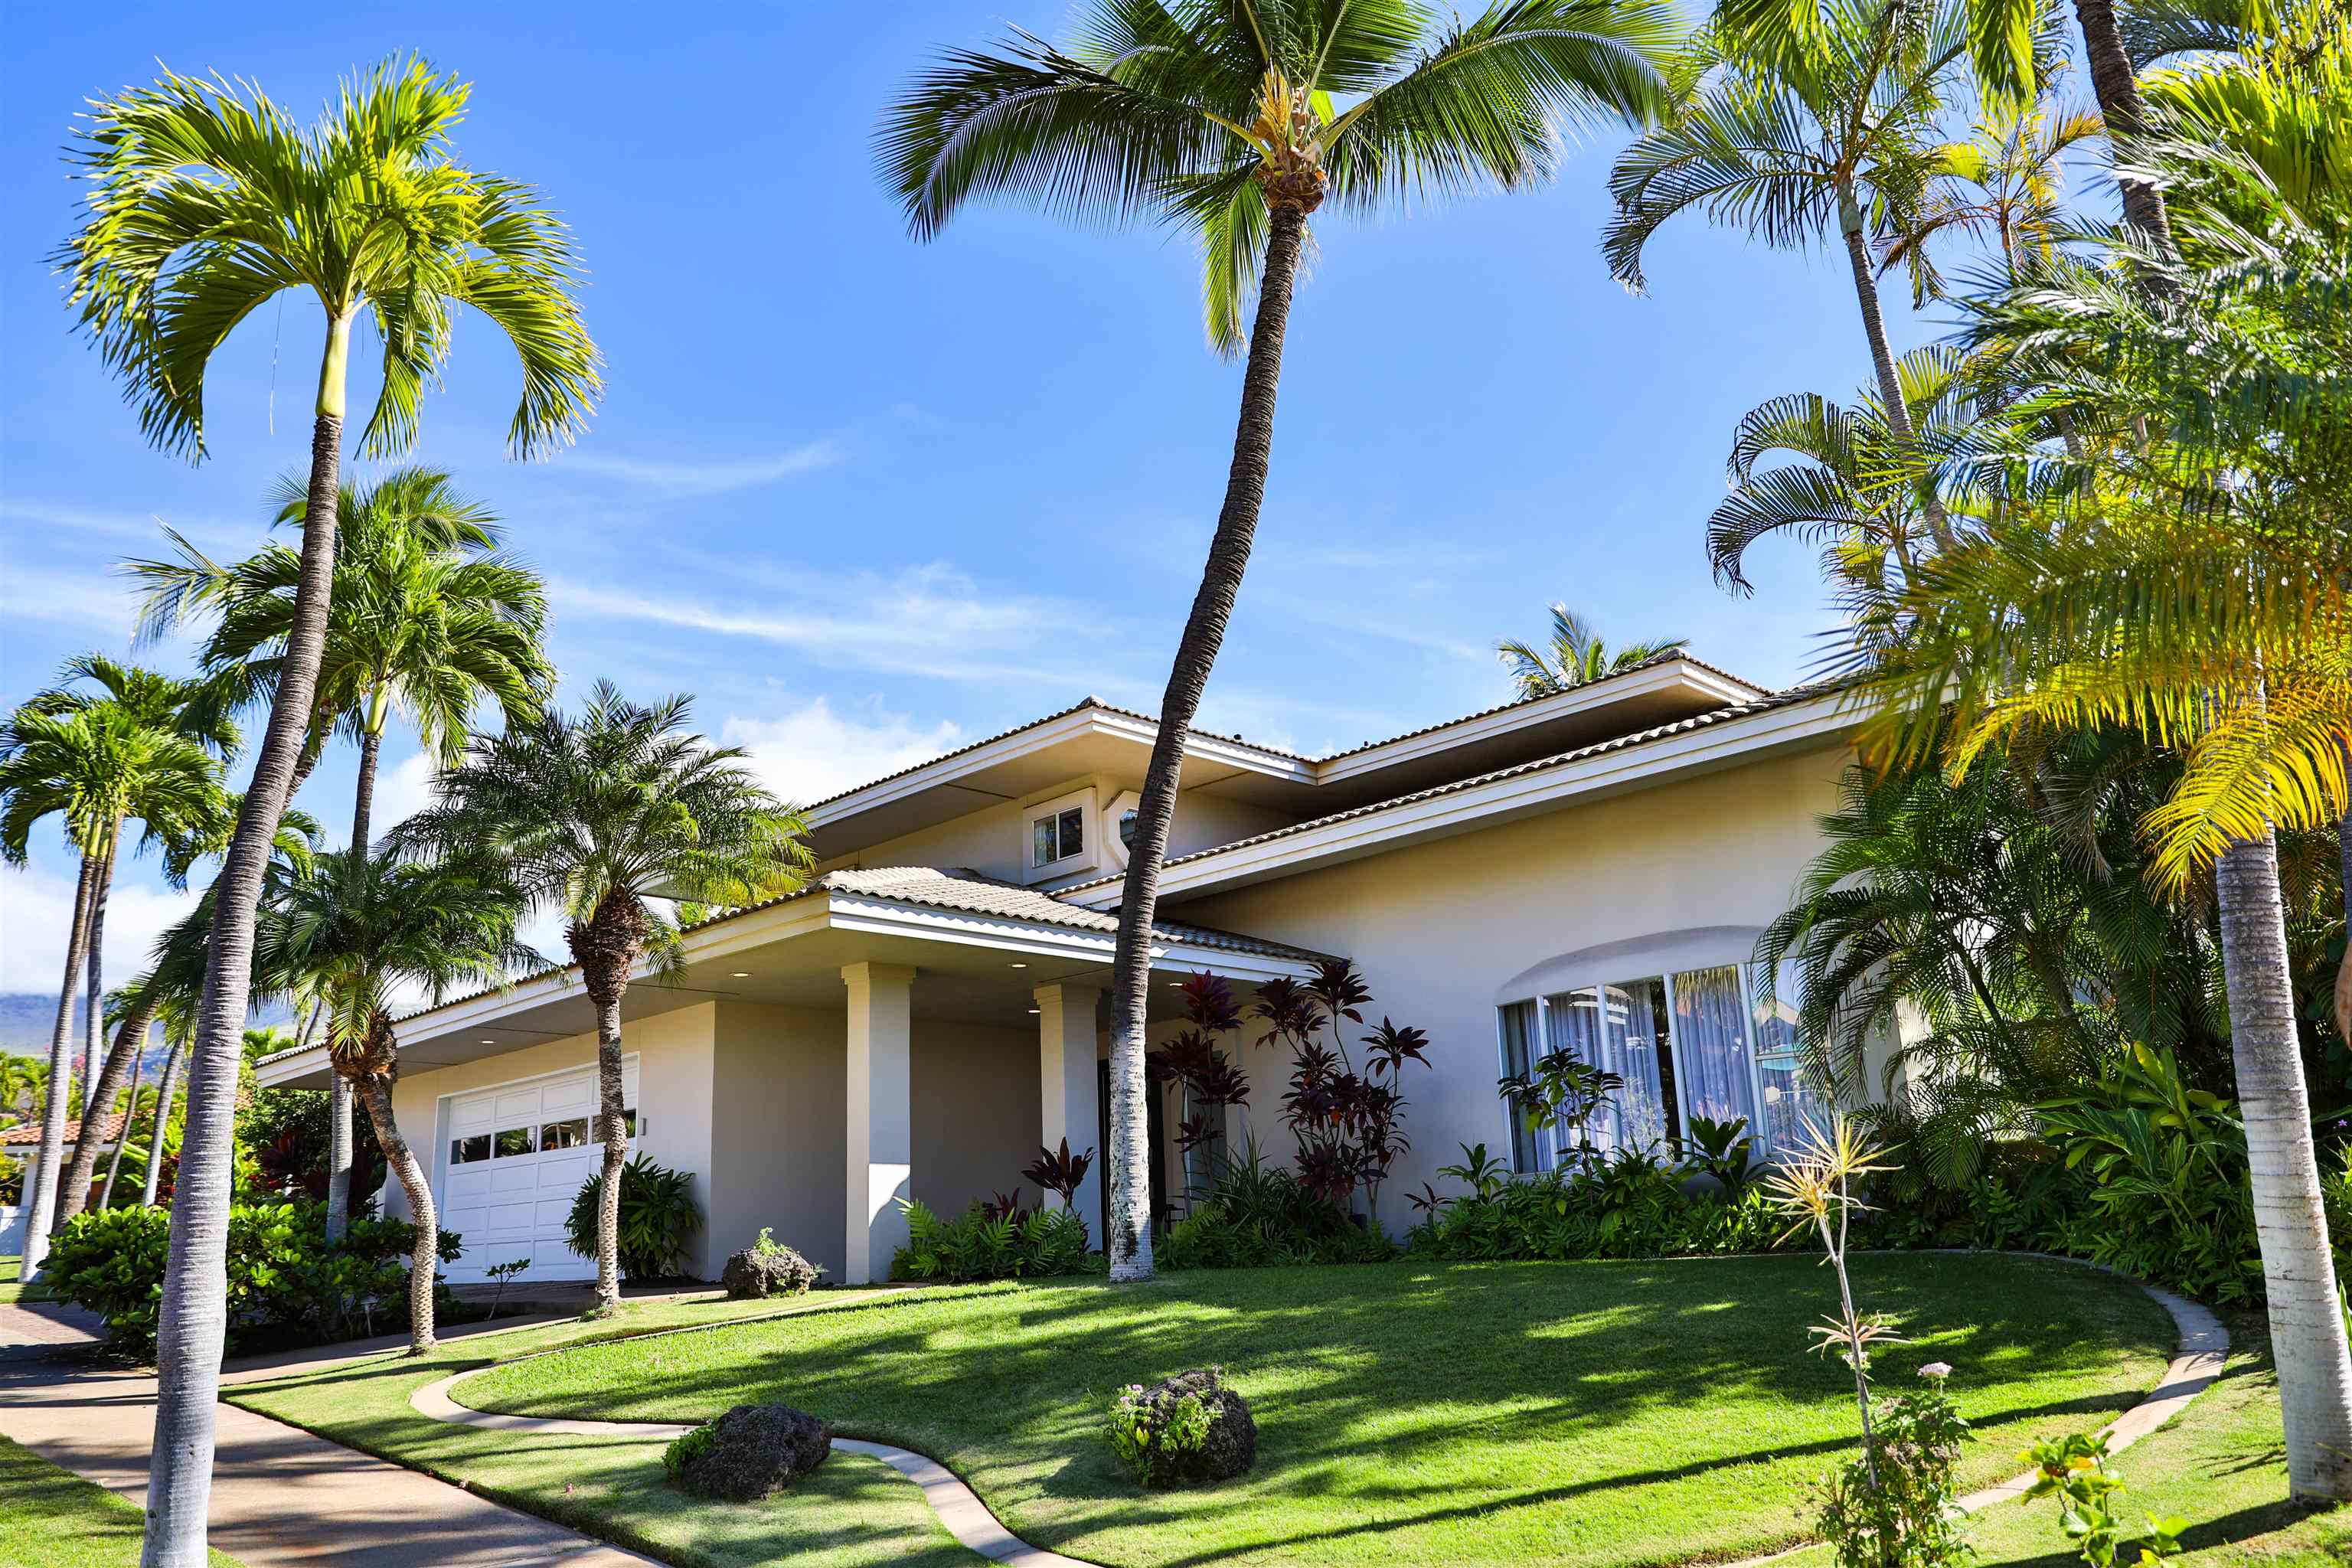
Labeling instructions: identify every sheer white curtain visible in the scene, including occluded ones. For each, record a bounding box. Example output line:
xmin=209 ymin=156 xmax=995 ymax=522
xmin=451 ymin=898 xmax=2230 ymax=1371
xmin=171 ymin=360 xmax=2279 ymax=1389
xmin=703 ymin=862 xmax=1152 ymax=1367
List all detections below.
xmin=1497 ymin=1000 xmax=1542 ymax=1173
xmin=1544 ymin=980 xmax=1671 ymax=1156
xmin=1749 ymin=958 xmax=1828 ymax=1155
xmin=1670 ymin=965 xmax=1762 ymax=1139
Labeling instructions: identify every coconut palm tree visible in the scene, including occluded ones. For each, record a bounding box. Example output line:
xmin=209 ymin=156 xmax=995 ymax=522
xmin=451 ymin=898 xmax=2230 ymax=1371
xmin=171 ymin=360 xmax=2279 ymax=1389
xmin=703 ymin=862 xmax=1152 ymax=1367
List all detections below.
xmin=883 ymin=0 xmax=1677 ymax=1281
xmin=56 ymin=59 xmax=598 ymax=1558
xmin=1606 ymin=0 xmax=1990 ymax=562
xmin=401 ymin=683 xmax=810 ymax=1314
xmin=1495 ymin=606 xmax=1689 ymax=699
xmin=1 ymin=679 xmax=234 ymax=1275
xmin=254 ymin=848 xmax=534 ymax=1351
xmin=131 ymin=468 xmax=552 ymax=1240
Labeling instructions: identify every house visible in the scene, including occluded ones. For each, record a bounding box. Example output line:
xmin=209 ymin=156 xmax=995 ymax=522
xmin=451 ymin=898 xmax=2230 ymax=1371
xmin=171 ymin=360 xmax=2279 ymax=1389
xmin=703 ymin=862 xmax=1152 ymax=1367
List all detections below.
xmin=1 ymin=1111 xmax=129 ymax=1255
xmin=253 ymin=655 xmax=1886 ymax=1285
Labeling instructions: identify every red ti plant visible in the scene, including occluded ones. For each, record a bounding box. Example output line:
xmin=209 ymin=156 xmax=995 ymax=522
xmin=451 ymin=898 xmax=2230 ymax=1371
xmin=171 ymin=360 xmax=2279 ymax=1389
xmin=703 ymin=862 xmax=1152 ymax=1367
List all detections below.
xmin=1152 ymin=972 xmax=1252 ymax=1204
xmin=1252 ymin=961 xmax=1431 ymax=1228
xmin=1021 ymin=1138 xmax=1095 ymax=1211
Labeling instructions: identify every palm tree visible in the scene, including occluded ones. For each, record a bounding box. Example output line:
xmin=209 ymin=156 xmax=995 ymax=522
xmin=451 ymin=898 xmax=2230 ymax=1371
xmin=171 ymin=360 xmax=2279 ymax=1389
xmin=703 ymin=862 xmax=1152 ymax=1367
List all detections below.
xmin=132 ymin=468 xmax=552 ymax=1240
xmin=1879 ymin=88 xmax=2099 ymax=305
xmin=1606 ymin=0 xmax=1983 ymax=562
xmin=56 ymin=60 xmax=598 ymax=1558
xmin=402 ymin=683 xmax=810 ymax=1314
xmin=1 ymin=677 xmax=233 ymax=1276
xmin=1496 ymin=605 xmax=1688 ymax=698
xmin=884 ymin=0 xmax=1677 ymax=1281
xmin=255 ymin=849 xmax=534 ymax=1351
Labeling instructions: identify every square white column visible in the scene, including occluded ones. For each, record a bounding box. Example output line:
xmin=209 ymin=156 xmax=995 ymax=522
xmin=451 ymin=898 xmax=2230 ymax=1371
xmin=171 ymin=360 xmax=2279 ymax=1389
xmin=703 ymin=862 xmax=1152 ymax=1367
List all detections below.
xmin=1035 ymin=982 xmax=1104 ymax=1243
xmin=843 ymin=961 xmax=917 ymax=1284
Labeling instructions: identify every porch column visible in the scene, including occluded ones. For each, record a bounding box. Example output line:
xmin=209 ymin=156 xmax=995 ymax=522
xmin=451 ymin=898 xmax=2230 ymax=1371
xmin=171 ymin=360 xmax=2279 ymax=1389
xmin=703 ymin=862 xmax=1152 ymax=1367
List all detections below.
xmin=843 ymin=962 xmax=916 ymax=1284
xmin=1034 ymin=982 xmax=1104 ymax=1243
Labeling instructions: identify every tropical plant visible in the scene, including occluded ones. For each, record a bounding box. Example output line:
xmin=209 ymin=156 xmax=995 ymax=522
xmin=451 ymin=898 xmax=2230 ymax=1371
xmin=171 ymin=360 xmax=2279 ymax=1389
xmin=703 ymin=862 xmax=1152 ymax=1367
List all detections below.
xmin=562 ymin=1155 xmax=701 ymax=1282
xmin=884 ymin=0 xmax=1677 ymax=1282
xmin=1021 ymin=1138 xmax=1097 ymax=1214
xmin=1153 ymin=971 xmax=1250 ymax=1199
xmin=132 ymin=466 xmax=553 ymax=1241
xmin=2020 ymin=1430 xmax=2186 ymax=1566
xmin=1249 ymin=962 xmax=1431 ymax=1224
xmin=1684 ymin=1113 xmax=1758 ymax=1193
xmin=1498 ymin=1050 xmax=1626 ymax=1167
xmin=407 ymin=683 xmax=808 ymax=1313
xmin=1495 ymin=603 xmax=1689 ymax=698
xmin=56 ymin=54 xmax=599 ymax=1556
xmin=1607 ymin=0 xmax=1992 ymax=565
xmin=891 ymin=1196 xmax=1094 ymax=1282
xmin=1 ymin=658 xmax=237 ymax=1274
xmin=1765 ymin=1118 xmax=1900 ymax=1478
xmin=1880 ymin=83 xmax=2100 ymax=305
xmin=1813 ymin=1366 xmax=1974 ymax=1568
xmin=253 ymin=847 xmax=537 ymax=1351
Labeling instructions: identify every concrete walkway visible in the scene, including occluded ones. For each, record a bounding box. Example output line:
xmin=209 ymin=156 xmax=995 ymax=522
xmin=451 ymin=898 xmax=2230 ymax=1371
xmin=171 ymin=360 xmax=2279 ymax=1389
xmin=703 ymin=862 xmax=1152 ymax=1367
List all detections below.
xmin=0 ymin=1299 xmax=658 ymax=1567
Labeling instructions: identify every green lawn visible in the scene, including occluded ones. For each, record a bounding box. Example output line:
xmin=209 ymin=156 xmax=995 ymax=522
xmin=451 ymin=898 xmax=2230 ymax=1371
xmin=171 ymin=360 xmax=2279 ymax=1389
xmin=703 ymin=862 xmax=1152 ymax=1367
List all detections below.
xmin=0 ymin=1436 xmax=241 ymax=1568
xmin=436 ymin=1255 xmax=2174 ymax=1568
xmin=227 ymin=1289 xmax=977 ymax=1568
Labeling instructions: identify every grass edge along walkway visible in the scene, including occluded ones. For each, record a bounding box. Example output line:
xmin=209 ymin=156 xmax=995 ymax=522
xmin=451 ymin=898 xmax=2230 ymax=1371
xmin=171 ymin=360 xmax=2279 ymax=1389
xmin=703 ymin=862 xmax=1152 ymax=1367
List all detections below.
xmin=0 ymin=1434 xmax=243 ymax=1568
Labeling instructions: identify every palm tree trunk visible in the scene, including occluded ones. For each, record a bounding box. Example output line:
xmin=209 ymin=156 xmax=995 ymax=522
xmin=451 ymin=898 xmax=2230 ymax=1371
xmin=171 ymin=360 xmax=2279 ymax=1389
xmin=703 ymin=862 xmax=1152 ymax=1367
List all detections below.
xmin=325 ymin=722 xmax=383 ymax=1246
xmin=2214 ymin=826 xmax=2352 ymax=1501
xmin=74 ymin=831 xmax=116 ymax=1211
xmin=141 ymin=1032 xmax=184 ymax=1207
xmin=351 ymin=1072 xmax=436 ymax=1353
xmin=2069 ymin=0 xmax=2177 ymax=256
xmin=59 ymin=989 xmax=160 ymax=1228
xmin=1837 ymin=191 xmax=1944 ymax=557
xmin=592 ymin=990 xmax=628 ymax=1314
xmin=1106 ymin=200 xmax=1308 ymax=1283
xmin=2335 ymin=789 xmax=2349 ymax=1044
xmin=20 ymin=854 xmax=98 ymax=1279
xmin=144 ymin=317 xmax=348 ymax=1568
xmin=98 ymin=1033 xmax=147 ymax=1212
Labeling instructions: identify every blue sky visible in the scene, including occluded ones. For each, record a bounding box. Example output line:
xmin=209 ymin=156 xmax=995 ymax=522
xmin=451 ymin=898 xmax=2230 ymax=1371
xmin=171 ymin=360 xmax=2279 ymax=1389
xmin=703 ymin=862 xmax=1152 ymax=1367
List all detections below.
xmin=0 ymin=2 xmax=1971 ymax=992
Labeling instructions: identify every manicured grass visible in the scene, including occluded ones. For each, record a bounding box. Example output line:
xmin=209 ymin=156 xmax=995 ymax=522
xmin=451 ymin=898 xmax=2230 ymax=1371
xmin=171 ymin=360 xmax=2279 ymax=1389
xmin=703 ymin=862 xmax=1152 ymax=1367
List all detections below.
xmin=0 ymin=1435 xmax=242 ymax=1568
xmin=226 ymin=1289 xmax=978 ymax=1568
xmin=1772 ymin=1321 xmax=2352 ymax=1568
xmin=454 ymin=1255 xmax=2174 ymax=1568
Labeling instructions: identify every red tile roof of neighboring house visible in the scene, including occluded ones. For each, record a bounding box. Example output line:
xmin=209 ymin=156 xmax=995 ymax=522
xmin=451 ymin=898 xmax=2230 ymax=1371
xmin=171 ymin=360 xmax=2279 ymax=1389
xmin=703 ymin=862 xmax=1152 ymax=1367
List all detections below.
xmin=0 ymin=1110 xmax=126 ymax=1147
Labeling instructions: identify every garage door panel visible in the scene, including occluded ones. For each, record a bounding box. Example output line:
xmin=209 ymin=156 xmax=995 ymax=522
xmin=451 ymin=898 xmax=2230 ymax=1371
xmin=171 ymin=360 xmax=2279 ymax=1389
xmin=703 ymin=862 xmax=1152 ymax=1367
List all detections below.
xmin=437 ymin=1063 xmax=629 ymax=1284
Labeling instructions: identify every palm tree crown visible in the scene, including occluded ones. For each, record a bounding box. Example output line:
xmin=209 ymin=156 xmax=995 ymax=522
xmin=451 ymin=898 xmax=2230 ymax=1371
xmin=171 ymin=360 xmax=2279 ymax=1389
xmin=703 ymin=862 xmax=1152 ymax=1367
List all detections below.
xmin=1497 ymin=604 xmax=1687 ymax=698
xmin=882 ymin=0 xmax=1680 ymax=351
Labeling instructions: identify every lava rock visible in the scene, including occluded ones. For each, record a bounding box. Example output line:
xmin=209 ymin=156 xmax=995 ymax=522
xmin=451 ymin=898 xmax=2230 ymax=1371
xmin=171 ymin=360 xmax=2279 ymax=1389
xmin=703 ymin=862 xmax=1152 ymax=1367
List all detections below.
xmin=1132 ymin=1368 xmax=1256 ymax=1487
xmin=722 ymin=1244 xmax=820 ymax=1299
xmin=671 ymin=1403 xmax=831 ymax=1501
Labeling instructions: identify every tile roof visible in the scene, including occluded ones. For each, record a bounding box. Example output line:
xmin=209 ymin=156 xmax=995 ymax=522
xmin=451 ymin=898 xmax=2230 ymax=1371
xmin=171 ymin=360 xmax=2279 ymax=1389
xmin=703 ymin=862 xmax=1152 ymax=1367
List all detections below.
xmin=1066 ymin=683 xmax=1847 ymax=893
xmin=1 ymin=1110 xmax=126 ymax=1147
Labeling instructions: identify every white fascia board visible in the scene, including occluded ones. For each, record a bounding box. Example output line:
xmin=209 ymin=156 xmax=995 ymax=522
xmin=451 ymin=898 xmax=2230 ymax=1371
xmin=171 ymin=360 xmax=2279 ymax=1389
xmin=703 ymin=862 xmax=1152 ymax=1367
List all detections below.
xmin=253 ymin=1042 xmax=333 ymax=1088
xmin=805 ymin=708 xmax=1315 ymax=834
xmin=825 ymin=893 xmax=1315 ymax=983
xmin=1064 ymin=694 xmax=1858 ymax=910
xmin=1312 ymin=658 xmax=1759 ymax=787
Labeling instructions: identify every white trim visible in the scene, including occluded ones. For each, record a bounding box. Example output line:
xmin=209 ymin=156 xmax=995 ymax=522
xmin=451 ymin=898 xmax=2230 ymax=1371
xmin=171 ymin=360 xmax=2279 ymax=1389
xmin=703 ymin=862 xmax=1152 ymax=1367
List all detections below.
xmin=1064 ymin=692 xmax=1857 ymax=910
xmin=1023 ymin=786 xmax=1100 ymax=883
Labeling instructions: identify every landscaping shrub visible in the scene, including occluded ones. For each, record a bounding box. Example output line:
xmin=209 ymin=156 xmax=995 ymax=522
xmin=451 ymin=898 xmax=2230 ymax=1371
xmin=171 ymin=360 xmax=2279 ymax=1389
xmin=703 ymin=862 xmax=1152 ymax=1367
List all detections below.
xmin=1158 ymin=1142 xmax=1398 ymax=1269
xmin=42 ymin=1198 xmax=459 ymax=1357
xmin=1407 ymin=1142 xmax=1795 ymax=1263
xmin=722 ymin=1227 xmax=822 ymax=1298
xmin=890 ymin=1199 xmax=1093 ymax=1282
xmin=1813 ymin=1372 xmax=1973 ymax=1568
xmin=1105 ymin=1367 xmax=1256 ymax=1488
xmin=565 ymin=1154 xmax=701 ymax=1280
xmin=663 ymin=1403 xmax=831 ymax=1500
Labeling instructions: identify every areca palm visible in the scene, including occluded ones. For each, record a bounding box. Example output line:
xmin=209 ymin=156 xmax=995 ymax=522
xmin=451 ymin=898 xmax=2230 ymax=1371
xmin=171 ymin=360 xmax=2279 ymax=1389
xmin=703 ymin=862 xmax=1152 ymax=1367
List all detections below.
xmin=2 ymin=671 xmax=234 ymax=1278
xmin=1880 ymin=87 xmax=2101 ymax=302
xmin=255 ymin=849 xmax=534 ymax=1352
xmin=1495 ymin=604 xmax=1687 ymax=697
xmin=57 ymin=60 xmax=597 ymax=1558
xmin=401 ymin=683 xmax=811 ymax=1314
xmin=884 ymin=0 xmax=1677 ymax=1281
xmin=132 ymin=467 xmax=551 ymax=1240
xmin=1606 ymin=0 xmax=1981 ymax=563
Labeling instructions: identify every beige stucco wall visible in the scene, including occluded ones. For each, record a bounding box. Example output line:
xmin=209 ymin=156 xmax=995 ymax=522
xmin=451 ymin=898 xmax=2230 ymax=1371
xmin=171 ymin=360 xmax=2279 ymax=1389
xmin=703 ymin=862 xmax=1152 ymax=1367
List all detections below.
xmin=911 ymin=1019 xmax=1041 ymax=1220
xmin=1166 ymin=737 xmax=1855 ymax=1212
xmin=710 ymin=1001 xmax=846 ymax=1277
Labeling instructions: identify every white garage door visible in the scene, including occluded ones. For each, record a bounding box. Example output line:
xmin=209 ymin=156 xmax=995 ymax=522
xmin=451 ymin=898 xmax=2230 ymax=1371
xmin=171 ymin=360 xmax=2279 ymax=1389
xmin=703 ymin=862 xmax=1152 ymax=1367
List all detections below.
xmin=440 ymin=1060 xmax=638 ymax=1282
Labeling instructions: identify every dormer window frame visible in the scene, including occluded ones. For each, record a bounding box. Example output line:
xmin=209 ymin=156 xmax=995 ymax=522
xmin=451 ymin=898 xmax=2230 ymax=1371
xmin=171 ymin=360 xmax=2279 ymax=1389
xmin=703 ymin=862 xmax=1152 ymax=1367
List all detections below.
xmin=1023 ymin=786 xmax=1101 ymax=883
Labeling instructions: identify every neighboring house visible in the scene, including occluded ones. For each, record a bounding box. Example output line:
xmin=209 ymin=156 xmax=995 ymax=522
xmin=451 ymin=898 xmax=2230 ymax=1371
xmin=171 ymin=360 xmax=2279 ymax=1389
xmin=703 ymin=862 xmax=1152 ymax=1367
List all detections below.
xmin=1 ymin=1112 xmax=127 ymax=1255
xmin=253 ymin=654 xmax=1891 ymax=1285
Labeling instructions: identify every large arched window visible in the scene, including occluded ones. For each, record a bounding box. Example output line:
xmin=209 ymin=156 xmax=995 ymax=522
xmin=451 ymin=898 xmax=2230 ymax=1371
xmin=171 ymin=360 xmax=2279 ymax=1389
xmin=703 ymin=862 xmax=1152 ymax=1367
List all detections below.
xmin=1494 ymin=928 xmax=1828 ymax=1173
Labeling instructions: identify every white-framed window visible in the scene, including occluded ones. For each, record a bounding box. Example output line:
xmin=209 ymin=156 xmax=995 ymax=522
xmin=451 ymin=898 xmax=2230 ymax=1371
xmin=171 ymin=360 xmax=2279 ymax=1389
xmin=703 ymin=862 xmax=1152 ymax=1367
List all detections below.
xmin=1024 ymin=787 xmax=1099 ymax=880
xmin=1494 ymin=958 xmax=1828 ymax=1172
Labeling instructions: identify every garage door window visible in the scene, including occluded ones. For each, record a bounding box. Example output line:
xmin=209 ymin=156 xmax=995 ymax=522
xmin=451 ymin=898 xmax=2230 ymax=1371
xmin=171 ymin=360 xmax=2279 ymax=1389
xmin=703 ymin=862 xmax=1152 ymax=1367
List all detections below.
xmin=541 ymin=1117 xmax=590 ymax=1149
xmin=451 ymin=1133 xmax=492 ymax=1165
xmin=493 ymin=1126 xmax=535 ymax=1158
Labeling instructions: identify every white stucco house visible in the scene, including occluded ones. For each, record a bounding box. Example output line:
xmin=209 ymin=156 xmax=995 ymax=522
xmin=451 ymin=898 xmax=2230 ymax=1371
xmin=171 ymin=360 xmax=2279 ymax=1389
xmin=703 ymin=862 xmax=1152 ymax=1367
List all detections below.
xmin=253 ymin=654 xmax=1871 ymax=1285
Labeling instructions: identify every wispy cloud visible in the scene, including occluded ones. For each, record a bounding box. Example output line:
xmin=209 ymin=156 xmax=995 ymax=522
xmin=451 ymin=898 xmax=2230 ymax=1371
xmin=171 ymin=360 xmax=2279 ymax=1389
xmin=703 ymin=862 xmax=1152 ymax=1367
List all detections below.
xmin=721 ymin=697 xmax=963 ymax=805
xmin=0 ymin=498 xmax=250 ymax=550
xmin=560 ymin=439 xmax=848 ymax=495
xmin=549 ymin=563 xmax=1124 ymax=687
xmin=0 ymin=564 xmax=149 ymax=635
xmin=0 ymin=864 xmax=201 ymax=995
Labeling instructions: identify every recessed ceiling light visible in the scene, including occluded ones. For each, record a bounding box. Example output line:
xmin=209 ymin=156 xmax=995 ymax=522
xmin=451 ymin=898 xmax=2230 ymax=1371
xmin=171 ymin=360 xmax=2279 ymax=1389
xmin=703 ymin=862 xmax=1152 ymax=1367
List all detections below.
xmin=481 ymin=1037 xmax=495 ymax=1044
xmin=1027 ymin=1008 xmax=1041 ymax=1014
xmin=731 ymin=972 xmax=751 ymax=978
xmin=1008 ymin=962 xmax=1028 ymax=969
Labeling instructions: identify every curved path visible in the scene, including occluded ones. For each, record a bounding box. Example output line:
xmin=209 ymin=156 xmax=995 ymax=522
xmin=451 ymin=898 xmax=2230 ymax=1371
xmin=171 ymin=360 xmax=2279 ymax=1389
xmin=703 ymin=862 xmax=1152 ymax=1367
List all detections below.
xmin=413 ymin=1262 xmax=2225 ymax=1568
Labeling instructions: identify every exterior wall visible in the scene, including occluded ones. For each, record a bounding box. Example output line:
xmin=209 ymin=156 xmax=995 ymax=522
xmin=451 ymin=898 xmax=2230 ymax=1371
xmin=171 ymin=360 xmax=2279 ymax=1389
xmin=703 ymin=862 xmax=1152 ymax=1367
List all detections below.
xmin=822 ymin=773 xmax=1298 ymax=887
xmin=1168 ymin=738 xmax=1854 ymax=1214
xmin=911 ymin=1018 xmax=1040 ymax=1219
xmin=381 ymin=1003 xmax=720 ymax=1273
xmin=710 ymin=1001 xmax=846 ymax=1278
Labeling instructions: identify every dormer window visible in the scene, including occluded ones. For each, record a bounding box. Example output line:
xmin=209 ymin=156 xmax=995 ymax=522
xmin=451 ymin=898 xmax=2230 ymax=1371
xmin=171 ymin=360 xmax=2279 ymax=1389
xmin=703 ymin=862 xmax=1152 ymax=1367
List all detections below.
xmin=1032 ymin=805 xmax=1086 ymax=868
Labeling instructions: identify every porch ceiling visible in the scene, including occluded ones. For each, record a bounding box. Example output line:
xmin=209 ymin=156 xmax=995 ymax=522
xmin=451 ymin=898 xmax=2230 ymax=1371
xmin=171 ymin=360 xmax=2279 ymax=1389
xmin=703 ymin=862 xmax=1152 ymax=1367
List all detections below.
xmin=253 ymin=867 xmax=1328 ymax=1089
